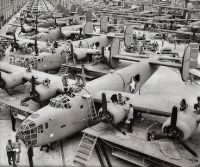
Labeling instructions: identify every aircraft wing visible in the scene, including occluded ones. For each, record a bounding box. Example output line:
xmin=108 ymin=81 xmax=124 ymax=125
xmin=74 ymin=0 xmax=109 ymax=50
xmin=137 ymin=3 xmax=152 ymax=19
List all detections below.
xmin=0 ymin=34 xmax=18 ymax=41
xmin=112 ymin=55 xmax=142 ymax=62
xmin=157 ymin=29 xmax=193 ymax=35
xmin=8 ymin=23 xmax=21 ymax=27
xmin=149 ymin=60 xmax=181 ymax=69
xmin=93 ymin=90 xmax=182 ymax=117
xmin=0 ymin=62 xmax=74 ymax=86
xmin=158 ymin=56 xmax=182 ymax=62
xmin=189 ymin=69 xmax=200 ymax=78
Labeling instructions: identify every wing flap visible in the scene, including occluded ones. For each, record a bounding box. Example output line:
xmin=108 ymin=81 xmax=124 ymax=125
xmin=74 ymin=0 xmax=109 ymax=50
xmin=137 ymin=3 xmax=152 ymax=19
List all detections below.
xmin=113 ymin=55 xmax=141 ymax=62
xmin=149 ymin=60 xmax=181 ymax=68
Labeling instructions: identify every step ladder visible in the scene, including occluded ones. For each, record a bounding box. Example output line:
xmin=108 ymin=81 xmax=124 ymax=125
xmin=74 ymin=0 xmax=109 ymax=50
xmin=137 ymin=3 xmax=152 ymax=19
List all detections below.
xmin=74 ymin=133 xmax=97 ymax=166
xmin=23 ymin=84 xmax=31 ymax=98
xmin=58 ymin=64 xmax=69 ymax=76
xmin=31 ymin=57 xmax=38 ymax=70
xmin=86 ymin=95 xmax=98 ymax=122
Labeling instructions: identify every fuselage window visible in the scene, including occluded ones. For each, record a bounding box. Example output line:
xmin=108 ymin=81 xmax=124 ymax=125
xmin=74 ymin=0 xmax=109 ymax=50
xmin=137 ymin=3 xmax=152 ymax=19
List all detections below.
xmin=45 ymin=123 xmax=48 ymax=129
xmin=38 ymin=124 xmax=43 ymax=133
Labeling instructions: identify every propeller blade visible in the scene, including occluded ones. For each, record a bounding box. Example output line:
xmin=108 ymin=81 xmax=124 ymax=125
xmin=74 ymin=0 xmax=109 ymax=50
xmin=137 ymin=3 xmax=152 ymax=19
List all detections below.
xmin=171 ymin=106 xmax=178 ymax=129
xmin=101 ymin=47 xmax=104 ymax=57
xmin=178 ymin=140 xmax=198 ymax=158
xmin=112 ymin=124 xmax=126 ymax=135
xmin=102 ymin=93 xmax=107 ymax=113
xmin=147 ymin=132 xmax=168 ymax=141
xmin=35 ymin=37 xmax=38 ymax=56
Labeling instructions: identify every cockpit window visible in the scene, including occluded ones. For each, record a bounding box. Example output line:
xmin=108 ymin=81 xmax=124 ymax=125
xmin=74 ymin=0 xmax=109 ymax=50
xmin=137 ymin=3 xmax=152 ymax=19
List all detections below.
xmin=49 ymin=94 xmax=72 ymax=109
xmin=17 ymin=119 xmax=37 ymax=146
xmin=38 ymin=124 xmax=43 ymax=133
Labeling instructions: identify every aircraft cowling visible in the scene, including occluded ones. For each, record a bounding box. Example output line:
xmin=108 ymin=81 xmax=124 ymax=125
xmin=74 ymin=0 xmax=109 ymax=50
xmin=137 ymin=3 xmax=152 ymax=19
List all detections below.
xmin=0 ymin=72 xmax=25 ymax=89
xmin=99 ymin=103 xmax=127 ymax=125
xmin=162 ymin=112 xmax=198 ymax=140
xmin=73 ymin=49 xmax=88 ymax=61
xmin=34 ymin=84 xmax=60 ymax=102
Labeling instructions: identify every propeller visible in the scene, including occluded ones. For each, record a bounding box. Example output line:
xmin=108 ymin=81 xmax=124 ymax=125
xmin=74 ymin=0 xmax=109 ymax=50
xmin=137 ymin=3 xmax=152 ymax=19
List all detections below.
xmin=99 ymin=93 xmax=126 ymax=135
xmin=34 ymin=37 xmax=38 ymax=56
xmin=35 ymin=13 xmax=38 ymax=34
xmin=12 ymin=34 xmax=19 ymax=51
xmin=148 ymin=106 xmax=198 ymax=158
xmin=19 ymin=18 xmax=25 ymax=34
xmin=101 ymin=46 xmax=105 ymax=58
xmin=70 ymin=43 xmax=75 ymax=65
xmin=21 ymin=75 xmax=41 ymax=106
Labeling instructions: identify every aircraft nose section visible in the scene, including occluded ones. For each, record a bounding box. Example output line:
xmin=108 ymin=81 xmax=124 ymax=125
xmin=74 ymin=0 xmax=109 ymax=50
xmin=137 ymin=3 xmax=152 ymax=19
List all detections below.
xmin=16 ymin=119 xmax=38 ymax=146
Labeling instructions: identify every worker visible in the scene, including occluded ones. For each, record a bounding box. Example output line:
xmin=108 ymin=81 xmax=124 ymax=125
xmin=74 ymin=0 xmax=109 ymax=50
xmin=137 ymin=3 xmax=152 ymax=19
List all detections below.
xmin=161 ymin=38 xmax=164 ymax=47
xmin=13 ymin=136 xmax=21 ymax=163
xmin=43 ymin=78 xmax=50 ymax=88
xmin=194 ymin=96 xmax=200 ymax=114
xmin=180 ymin=98 xmax=188 ymax=111
xmin=126 ymin=104 xmax=134 ymax=133
xmin=10 ymin=109 xmax=17 ymax=132
xmin=53 ymin=41 xmax=58 ymax=48
xmin=118 ymin=93 xmax=126 ymax=105
xmin=46 ymin=40 xmax=51 ymax=46
xmin=78 ymin=41 xmax=82 ymax=48
xmin=6 ymin=139 xmax=16 ymax=166
xmin=27 ymin=145 xmax=34 ymax=167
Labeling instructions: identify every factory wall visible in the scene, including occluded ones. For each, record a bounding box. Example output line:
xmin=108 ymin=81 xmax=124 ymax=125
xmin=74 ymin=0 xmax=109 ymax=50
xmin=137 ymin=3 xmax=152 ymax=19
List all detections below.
xmin=0 ymin=0 xmax=27 ymax=29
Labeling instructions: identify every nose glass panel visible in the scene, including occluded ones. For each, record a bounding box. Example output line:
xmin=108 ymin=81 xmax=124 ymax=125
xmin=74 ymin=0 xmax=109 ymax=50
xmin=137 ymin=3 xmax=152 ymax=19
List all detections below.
xmin=17 ymin=119 xmax=37 ymax=145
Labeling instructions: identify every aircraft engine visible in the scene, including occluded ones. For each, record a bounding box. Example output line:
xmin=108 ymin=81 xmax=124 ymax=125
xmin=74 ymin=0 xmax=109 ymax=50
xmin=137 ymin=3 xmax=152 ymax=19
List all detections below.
xmin=73 ymin=48 xmax=88 ymax=61
xmin=0 ymin=71 xmax=25 ymax=89
xmin=162 ymin=112 xmax=198 ymax=140
xmin=99 ymin=103 xmax=126 ymax=125
xmin=34 ymin=84 xmax=59 ymax=102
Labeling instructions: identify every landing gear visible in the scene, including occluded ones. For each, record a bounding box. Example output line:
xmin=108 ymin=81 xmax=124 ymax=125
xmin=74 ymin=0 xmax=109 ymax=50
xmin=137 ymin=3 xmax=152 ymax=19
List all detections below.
xmin=40 ymin=142 xmax=57 ymax=153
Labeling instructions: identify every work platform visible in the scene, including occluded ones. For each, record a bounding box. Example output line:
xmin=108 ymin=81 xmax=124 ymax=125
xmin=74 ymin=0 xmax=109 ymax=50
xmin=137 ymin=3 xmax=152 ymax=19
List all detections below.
xmin=83 ymin=119 xmax=200 ymax=167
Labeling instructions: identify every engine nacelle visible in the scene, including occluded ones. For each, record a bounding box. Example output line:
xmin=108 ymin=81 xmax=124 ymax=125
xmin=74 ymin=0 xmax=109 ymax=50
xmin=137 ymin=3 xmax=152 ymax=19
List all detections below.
xmin=99 ymin=103 xmax=127 ymax=125
xmin=1 ymin=72 xmax=25 ymax=89
xmin=74 ymin=48 xmax=89 ymax=61
xmin=162 ymin=112 xmax=198 ymax=140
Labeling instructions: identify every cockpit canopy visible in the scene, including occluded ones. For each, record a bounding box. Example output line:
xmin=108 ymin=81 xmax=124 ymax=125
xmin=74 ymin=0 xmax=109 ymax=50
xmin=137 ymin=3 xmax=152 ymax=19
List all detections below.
xmin=49 ymin=94 xmax=72 ymax=109
xmin=17 ymin=119 xmax=37 ymax=145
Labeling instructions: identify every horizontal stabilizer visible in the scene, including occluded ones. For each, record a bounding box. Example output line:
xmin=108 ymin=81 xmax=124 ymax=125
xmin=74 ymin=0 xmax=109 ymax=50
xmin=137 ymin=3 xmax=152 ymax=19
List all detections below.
xmin=189 ymin=69 xmax=200 ymax=78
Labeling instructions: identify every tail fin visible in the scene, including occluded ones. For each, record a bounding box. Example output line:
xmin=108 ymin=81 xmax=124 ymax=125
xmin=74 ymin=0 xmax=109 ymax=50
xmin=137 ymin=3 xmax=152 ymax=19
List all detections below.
xmin=100 ymin=16 xmax=108 ymax=33
xmin=124 ymin=25 xmax=133 ymax=48
xmin=86 ymin=11 xmax=92 ymax=22
xmin=104 ymin=38 xmax=120 ymax=68
xmin=181 ymin=43 xmax=199 ymax=81
xmin=83 ymin=22 xmax=93 ymax=35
